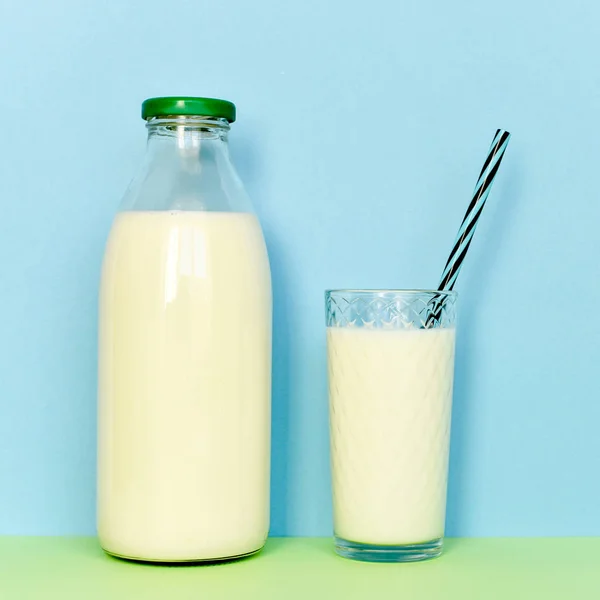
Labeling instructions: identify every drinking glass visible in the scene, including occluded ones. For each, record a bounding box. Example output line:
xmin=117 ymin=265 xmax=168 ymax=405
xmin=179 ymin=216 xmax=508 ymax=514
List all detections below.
xmin=326 ymin=289 xmax=457 ymax=562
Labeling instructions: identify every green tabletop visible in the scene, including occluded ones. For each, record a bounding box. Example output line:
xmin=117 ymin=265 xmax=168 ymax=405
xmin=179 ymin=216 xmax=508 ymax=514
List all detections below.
xmin=0 ymin=537 xmax=598 ymax=599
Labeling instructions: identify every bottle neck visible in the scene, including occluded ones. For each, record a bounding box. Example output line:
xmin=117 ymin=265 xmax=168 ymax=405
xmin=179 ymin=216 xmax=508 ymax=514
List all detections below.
xmin=146 ymin=116 xmax=230 ymax=150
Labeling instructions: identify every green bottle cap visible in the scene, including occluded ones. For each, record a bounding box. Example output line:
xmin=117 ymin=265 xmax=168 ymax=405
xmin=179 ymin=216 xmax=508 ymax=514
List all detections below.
xmin=141 ymin=97 xmax=236 ymax=122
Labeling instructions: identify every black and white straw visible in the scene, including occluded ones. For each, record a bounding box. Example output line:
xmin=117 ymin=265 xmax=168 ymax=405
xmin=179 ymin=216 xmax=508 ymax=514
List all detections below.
xmin=427 ymin=129 xmax=511 ymax=326
xmin=438 ymin=129 xmax=511 ymax=291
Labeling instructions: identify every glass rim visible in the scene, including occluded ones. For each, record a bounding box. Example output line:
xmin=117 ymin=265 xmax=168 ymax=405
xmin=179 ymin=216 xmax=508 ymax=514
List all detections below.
xmin=325 ymin=288 xmax=458 ymax=299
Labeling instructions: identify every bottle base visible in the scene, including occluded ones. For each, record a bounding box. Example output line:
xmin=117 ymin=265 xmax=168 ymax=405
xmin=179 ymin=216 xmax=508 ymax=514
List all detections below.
xmin=102 ymin=544 xmax=264 ymax=565
xmin=334 ymin=536 xmax=443 ymax=563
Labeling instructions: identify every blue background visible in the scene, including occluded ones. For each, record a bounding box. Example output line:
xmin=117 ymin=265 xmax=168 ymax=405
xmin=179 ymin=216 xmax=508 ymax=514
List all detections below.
xmin=1 ymin=0 xmax=599 ymax=536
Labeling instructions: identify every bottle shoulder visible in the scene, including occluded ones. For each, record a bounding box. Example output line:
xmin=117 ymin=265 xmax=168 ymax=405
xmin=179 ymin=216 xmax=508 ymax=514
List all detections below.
xmin=120 ymin=142 xmax=253 ymax=214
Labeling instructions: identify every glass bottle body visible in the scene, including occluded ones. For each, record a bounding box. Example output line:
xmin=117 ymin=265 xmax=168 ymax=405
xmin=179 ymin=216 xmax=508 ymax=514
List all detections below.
xmin=97 ymin=115 xmax=272 ymax=562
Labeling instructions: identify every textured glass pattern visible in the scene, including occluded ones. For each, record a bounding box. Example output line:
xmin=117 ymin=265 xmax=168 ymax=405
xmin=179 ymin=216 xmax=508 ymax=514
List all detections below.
xmin=326 ymin=290 xmax=457 ymax=329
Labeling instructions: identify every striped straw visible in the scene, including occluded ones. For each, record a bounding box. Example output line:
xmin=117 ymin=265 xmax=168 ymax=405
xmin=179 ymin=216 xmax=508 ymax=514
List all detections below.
xmin=426 ymin=129 xmax=511 ymax=326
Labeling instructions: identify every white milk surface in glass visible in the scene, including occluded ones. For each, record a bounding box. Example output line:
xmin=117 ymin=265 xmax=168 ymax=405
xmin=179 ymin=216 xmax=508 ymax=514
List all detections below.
xmin=98 ymin=211 xmax=271 ymax=561
xmin=327 ymin=326 xmax=456 ymax=545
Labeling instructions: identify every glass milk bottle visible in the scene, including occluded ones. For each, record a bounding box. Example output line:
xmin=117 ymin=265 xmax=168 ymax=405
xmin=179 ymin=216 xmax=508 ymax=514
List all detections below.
xmin=97 ymin=97 xmax=272 ymax=562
